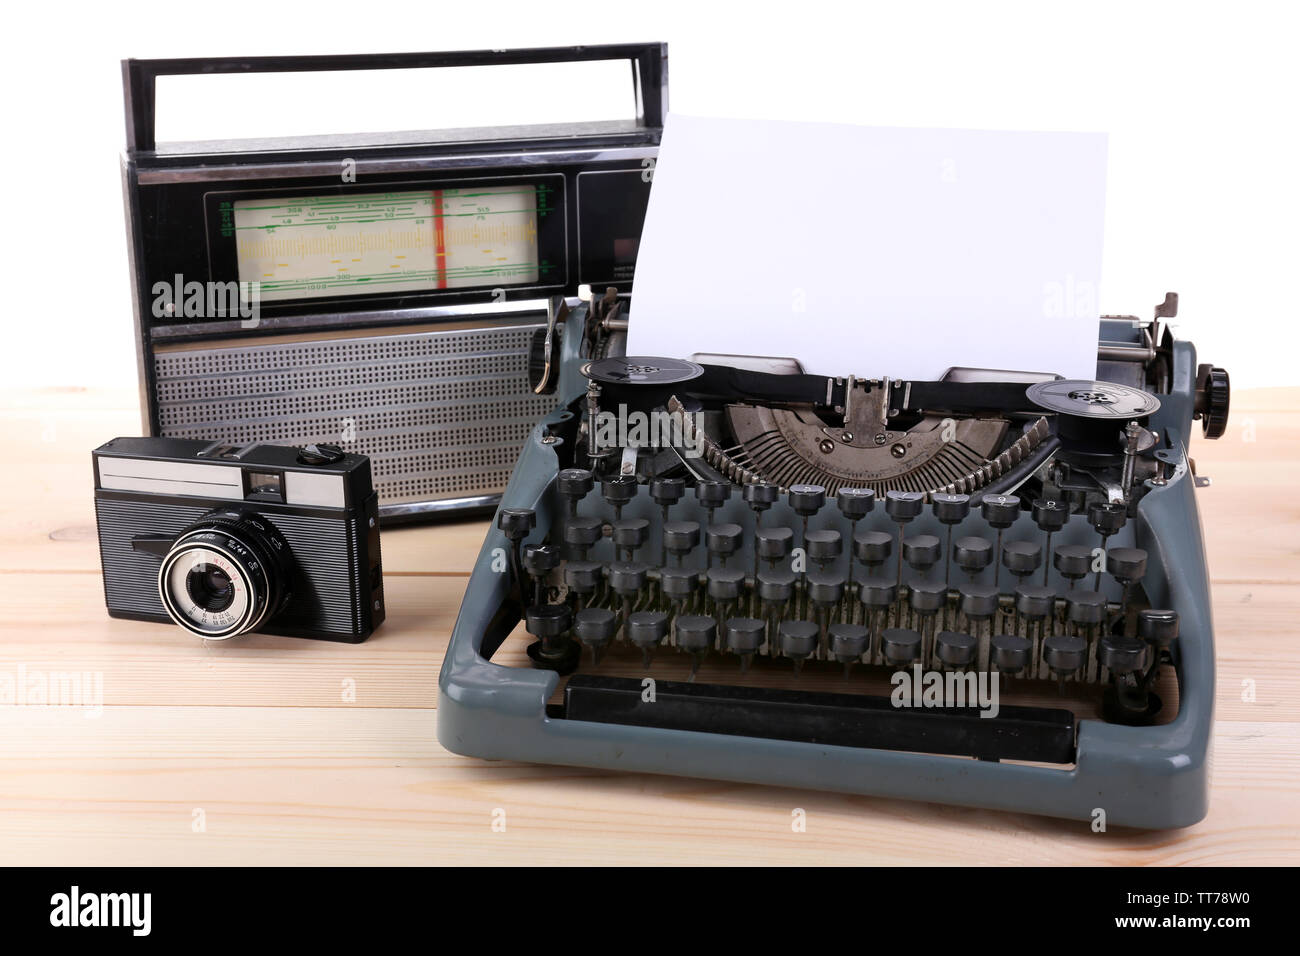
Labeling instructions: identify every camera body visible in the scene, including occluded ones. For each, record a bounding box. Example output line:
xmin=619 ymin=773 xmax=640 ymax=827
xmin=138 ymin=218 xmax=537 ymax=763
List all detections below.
xmin=94 ymin=437 xmax=384 ymax=642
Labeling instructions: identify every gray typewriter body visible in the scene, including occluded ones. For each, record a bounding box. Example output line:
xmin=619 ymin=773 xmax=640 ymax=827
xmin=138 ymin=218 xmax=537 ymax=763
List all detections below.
xmin=438 ymin=296 xmax=1227 ymax=828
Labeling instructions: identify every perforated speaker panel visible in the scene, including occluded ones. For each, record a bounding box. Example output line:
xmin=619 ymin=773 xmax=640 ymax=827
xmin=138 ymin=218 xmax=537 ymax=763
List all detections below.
xmin=153 ymin=320 xmax=556 ymax=508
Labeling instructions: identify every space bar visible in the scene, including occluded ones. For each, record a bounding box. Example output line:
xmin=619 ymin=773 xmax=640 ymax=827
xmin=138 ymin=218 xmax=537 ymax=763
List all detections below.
xmin=561 ymin=675 xmax=1077 ymax=764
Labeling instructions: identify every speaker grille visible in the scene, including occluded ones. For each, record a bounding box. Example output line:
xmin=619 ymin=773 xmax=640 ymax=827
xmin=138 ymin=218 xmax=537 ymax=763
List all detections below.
xmin=154 ymin=321 xmax=555 ymax=506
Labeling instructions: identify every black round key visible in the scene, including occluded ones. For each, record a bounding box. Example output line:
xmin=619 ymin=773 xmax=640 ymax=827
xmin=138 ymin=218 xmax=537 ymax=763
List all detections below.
xmin=836 ymin=487 xmax=876 ymax=519
xmin=879 ymin=627 xmax=921 ymax=667
xmin=932 ymin=492 xmax=971 ymax=524
xmin=959 ymin=583 xmax=999 ymax=619
xmin=660 ymin=567 xmax=698 ymax=600
xmin=675 ymin=614 xmax=716 ymax=653
xmin=601 ymin=475 xmax=638 ymax=508
xmin=725 ymin=617 xmax=766 ymax=654
xmin=806 ymin=570 xmax=845 ymax=604
xmin=607 ymin=562 xmax=647 ymax=595
xmin=909 ymin=579 xmax=948 ymax=613
xmin=1043 ymin=634 xmax=1087 ymax=674
xmin=903 ymin=534 xmax=941 ymax=571
xmin=1014 ymin=583 xmax=1056 ymax=618
xmin=695 ymin=480 xmax=731 ymax=510
xmin=1088 ymin=500 xmax=1127 ymax=536
xmin=853 ymin=529 xmax=893 ymax=565
xmin=1138 ymin=609 xmax=1179 ymax=647
xmin=980 ymin=493 xmax=1021 ymax=529
xmin=626 ymin=611 xmax=670 ymax=651
xmin=831 ymin=622 xmax=871 ymax=662
xmin=859 ymin=575 xmax=897 ymax=608
xmin=707 ymin=567 xmax=745 ymax=602
xmin=523 ymin=543 xmax=559 ymax=576
xmin=563 ymin=560 xmax=603 ymax=593
xmin=557 ymin=468 xmax=595 ymax=503
xmin=1054 ymin=544 xmax=1093 ymax=580
xmin=498 ymin=507 xmax=535 ymax=540
xmin=612 ymin=518 xmax=650 ymax=551
xmin=788 ymin=483 xmax=826 ymax=517
xmin=990 ymin=633 xmax=1032 ymax=673
xmin=1066 ymin=590 xmax=1107 ymax=625
xmin=650 ymin=477 xmax=685 ymax=509
xmin=953 ymin=536 xmax=993 ymax=573
xmin=706 ymin=523 xmax=743 ymax=558
xmin=1107 ymin=547 xmax=1148 ymax=582
xmin=564 ymin=516 xmax=604 ymax=550
xmin=1001 ymin=540 xmax=1042 ymax=575
xmin=806 ymin=529 xmax=843 ymax=563
xmin=574 ymin=607 xmax=618 ymax=648
xmin=885 ymin=490 xmax=925 ymax=522
xmin=756 ymin=526 xmax=794 ymax=562
xmin=1032 ymin=498 xmax=1069 ymax=532
xmin=757 ymin=568 xmax=796 ymax=603
xmin=525 ymin=604 xmax=571 ymax=637
xmin=662 ymin=520 xmax=701 ymax=557
xmin=779 ymin=620 xmax=819 ymax=660
xmin=935 ymin=631 xmax=977 ymax=667
xmin=743 ymin=481 xmax=779 ymax=512
xmin=1099 ymin=635 xmax=1147 ymax=675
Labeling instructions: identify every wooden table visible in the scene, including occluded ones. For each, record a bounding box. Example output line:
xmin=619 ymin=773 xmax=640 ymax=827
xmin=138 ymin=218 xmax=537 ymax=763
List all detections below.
xmin=2 ymin=386 xmax=1296 ymax=865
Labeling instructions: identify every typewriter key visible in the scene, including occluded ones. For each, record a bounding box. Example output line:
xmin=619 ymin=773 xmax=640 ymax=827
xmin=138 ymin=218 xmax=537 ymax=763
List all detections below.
xmin=831 ymin=622 xmax=873 ymax=676
xmin=574 ymin=607 xmax=619 ymax=665
xmin=725 ymin=618 xmax=766 ymax=673
xmin=557 ymin=468 xmax=595 ymax=516
xmin=564 ymin=516 xmax=604 ymax=560
xmin=935 ymin=631 xmax=977 ymax=671
xmin=879 ymin=627 xmax=922 ymax=671
xmin=706 ymin=522 xmax=743 ymax=567
xmin=1053 ymin=544 xmax=1093 ymax=589
xmin=990 ymin=633 xmax=1032 ymax=676
xmin=756 ymin=526 xmax=794 ymax=568
xmin=662 ymin=520 xmax=701 ymax=566
xmin=779 ymin=620 xmax=820 ymax=675
xmin=627 ymin=611 xmax=670 ymax=667
xmin=675 ymin=615 xmax=717 ymax=680
xmin=525 ymin=604 xmax=579 ymax=675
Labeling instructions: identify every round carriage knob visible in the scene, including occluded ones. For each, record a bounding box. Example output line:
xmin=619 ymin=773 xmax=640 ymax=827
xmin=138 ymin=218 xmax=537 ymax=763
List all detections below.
xmin=497 ymin=507 xmax=536 ymax=540
xmin=788 ymin=483 xmax=826 ymax=517
xmin=990 ymin=633 xmax=1032 ymax=674
xmin=931 ymin=492 xmax=971 ymax=525
xmin=1107 ymin=547 xmax=1148 ymax=583
xmin=1138 ymin=608 xmax=1179 ymax=647
xmin=557 ymin=468 xmax=595 ymax=503
xmin=674 ymin=615 xmax=716 ymax=653
xmin=953 ymin=536 xmax=993 ymax=573
xmin=853 ymin=529 xmax=893 ymax=565
xmin=1099 ymin=635 xmax=1147 ymax=675
xmin=1195 ymin=364 xmax=1230 ymax=439
xmin=935 ymin=631 xmax=977 ymax=668
xmin=1001 ymin=540 xmax=1042 ymax=576
xmin=885 ymin=490 xmax=925 ymax=522
xmin=650 ymin=476 xmax=685 ymax=508
xmin=743 ymin=481 xmax=779 ymax=512
xmin=980 ymin=493 xmax=1021 ymax=529
xmin=878 ymin=627 xmax=921 ymax=667
xmin=779 ymin=620 xmax=819 ymax=661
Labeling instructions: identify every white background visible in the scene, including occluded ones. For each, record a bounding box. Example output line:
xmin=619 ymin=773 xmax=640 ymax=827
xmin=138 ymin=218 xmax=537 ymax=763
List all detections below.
xmin=5 ymin=0 xmax=1296 ymax=387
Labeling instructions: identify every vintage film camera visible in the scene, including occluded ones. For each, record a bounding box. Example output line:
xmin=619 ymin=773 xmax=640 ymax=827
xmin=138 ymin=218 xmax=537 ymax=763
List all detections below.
xmin=121 ymin=44 xmax=665 ymax=522
xmin=94 ymin=437 xmax=384 ymax=642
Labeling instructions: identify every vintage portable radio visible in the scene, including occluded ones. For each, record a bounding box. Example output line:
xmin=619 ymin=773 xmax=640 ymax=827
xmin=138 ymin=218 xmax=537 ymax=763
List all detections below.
xmin=439 ymin=294 xmax=1232 ymax=828
xmin=121 ymin=44 xmax=665 ymax=522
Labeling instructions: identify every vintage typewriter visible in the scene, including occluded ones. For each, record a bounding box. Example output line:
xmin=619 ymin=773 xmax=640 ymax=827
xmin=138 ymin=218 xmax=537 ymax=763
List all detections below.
xmin=438 ymin=291 xmax=1230 ymax=828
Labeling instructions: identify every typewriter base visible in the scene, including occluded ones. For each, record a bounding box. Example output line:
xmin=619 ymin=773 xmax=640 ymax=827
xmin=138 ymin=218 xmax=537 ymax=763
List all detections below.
xmin=438 ymin=423 xmax=1214 ymax=831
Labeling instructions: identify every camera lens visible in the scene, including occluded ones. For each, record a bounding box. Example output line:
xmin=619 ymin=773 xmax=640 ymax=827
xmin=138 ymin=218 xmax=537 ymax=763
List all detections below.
xmin=158 ymin=510 xmax=291 ymax=639
xmin=185 ymin=563 xmax=235 ymax=613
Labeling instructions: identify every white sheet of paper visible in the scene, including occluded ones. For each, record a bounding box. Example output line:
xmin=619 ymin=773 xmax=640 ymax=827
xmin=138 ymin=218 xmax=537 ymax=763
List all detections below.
xmin=628 ymin=115 xmax=1107 ymax=381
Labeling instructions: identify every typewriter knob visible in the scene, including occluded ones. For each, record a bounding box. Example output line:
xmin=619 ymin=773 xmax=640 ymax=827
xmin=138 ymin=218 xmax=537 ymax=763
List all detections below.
xmin=498 ymin=507 xmax=536 ymax=540
xmin=836 ymin=487 xmax=876 ymax=519
xmin=1138 ymin=608 xmax=1179 ymax=647
xmin=789 ymin=484 xmax=826 ymax=517
xmin=932 ymin=493 xmax=971 ymax=525
xmin=979 ymin=493 xmax=1021 ymax=529
xmin=1195 ymin=364 xmax=1230 ymax=439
